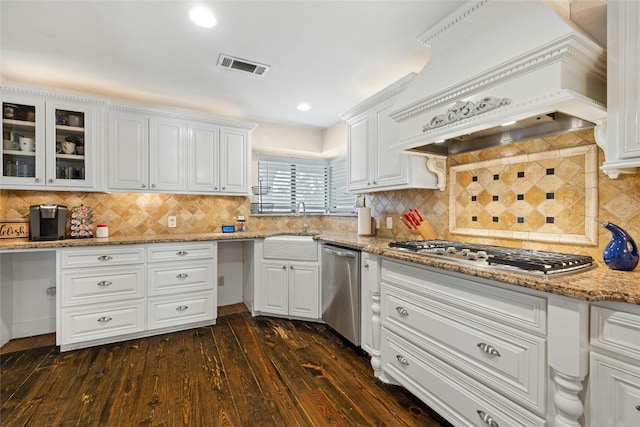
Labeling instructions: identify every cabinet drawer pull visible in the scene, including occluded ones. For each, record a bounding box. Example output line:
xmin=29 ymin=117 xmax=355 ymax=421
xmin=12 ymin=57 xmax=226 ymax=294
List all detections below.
xmin=477 ymin=342 xmax=501 ymax=357
xmin=396 ymin=355 xmax=409 ymax=366
xmin=97 ymin=280 xmax=112 ymax=287
xmin=176 ymin=305 xmax=188 ymax=312
xmin=176 ymin=251 xmax=189 ymax=256
xmin=97 ymin=255 xmax=113 ymax=261
xmin=97 ymin=316 xmax=113 ymax=324
xmin=176 ymin=273 xmax=189 ymax=279
xmin=636 ymin=405 xmax=640 ymax=411
xmin=363 ymin=263 xmax=369 ymax=270
xmin=151 ymin=184 xmax=156 ymax=188
xmin=477 ymin=410 xmax=499 ymax=427
xmin=35 ymin=178 xmax=41 ymax=183
xmin=282 ymin=265 xmax=287 ymax=270
xmin=396 ymin=307 xmax=409 ymax=317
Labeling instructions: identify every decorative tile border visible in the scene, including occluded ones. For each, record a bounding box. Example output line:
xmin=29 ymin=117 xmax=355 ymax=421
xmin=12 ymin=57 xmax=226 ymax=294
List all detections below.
xmin=449 ymin=145 xmax=598 ymax=245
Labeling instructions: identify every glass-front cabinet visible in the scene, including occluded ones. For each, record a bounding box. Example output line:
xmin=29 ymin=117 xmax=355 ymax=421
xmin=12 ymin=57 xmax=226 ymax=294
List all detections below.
xmin=1 ymin=90 xmax=98 ymax=189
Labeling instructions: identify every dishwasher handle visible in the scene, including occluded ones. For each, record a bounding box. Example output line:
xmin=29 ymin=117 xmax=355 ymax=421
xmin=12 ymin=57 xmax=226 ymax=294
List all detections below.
xmin=324 ymin=247 xmax=357 ymax=258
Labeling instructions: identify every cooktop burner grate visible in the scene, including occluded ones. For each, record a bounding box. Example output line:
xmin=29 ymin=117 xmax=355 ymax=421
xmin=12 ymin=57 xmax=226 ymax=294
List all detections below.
xmin=388 ymin=240 xmax=593 ymax=275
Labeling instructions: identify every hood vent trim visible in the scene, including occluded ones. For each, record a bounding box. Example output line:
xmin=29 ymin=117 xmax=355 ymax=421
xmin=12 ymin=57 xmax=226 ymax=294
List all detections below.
xmin=218 ymin=54 xmax=270 ymax=77
xmin=388 ymin=0 xmax=607 ymax=155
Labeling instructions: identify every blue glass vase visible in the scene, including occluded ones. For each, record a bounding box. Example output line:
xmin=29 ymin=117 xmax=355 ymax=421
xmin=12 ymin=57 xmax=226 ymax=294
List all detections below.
xmin=602 ymin=222 xmax=639 ymax=271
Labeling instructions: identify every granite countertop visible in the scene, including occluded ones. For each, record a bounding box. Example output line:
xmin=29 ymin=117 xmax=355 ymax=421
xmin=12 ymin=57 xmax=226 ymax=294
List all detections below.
xmin=2 ymin=231 xmax=639 ymax=305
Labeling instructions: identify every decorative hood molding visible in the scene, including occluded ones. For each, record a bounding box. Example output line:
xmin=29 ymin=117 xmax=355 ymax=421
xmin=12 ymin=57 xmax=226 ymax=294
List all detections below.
xmin=389 ymin=0 xmax=607 ymax=155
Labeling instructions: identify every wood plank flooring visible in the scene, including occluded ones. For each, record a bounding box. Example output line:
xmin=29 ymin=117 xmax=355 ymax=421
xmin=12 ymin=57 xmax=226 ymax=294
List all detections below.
xmin=0 ymin=304 xmax=450 ymax=426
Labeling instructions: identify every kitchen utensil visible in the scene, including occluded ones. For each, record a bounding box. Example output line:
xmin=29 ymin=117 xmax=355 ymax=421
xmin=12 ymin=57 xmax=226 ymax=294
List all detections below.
xmin=3 ymin=104 xmax=19 ymax=119
xmin=402 ymin=208 xmax=438 ymax=240
xmin=601 ymin=221 xmax=639 ymax=271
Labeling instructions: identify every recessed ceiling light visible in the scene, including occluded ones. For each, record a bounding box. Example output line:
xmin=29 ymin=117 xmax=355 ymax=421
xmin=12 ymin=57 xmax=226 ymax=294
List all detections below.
xmin=189 ymin=5 xmax=217 ymax=28
xmin=435 ymin=139 xmax=445 ymax=143
xmin=297 ymin=103 xmax=311 ymax=111
xmin=501 ymin=120 xmax=517 ymax=126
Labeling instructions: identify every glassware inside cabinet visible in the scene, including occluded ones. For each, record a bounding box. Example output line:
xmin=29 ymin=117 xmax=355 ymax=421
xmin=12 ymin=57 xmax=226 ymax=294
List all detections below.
xmin=2 ymin=102 xmax=37 ymax=179
xmin=54 ymin=109 xmax=86 ymax=181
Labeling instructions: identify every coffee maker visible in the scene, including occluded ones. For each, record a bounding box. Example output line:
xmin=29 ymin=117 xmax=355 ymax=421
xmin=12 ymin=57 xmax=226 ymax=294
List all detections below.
xmin=29 ymin=204 xmax=67 ymax=241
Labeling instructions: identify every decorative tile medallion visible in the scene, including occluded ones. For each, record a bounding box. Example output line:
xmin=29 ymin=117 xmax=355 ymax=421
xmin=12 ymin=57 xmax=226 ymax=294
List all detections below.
xmin=449 ymin=145 xmax=598 ymax=245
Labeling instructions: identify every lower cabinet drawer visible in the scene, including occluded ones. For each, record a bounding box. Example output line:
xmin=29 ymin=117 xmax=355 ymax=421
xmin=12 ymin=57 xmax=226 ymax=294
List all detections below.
xmin=148 ymin=261 xmax=214 ymax=296
xmin=61 ymin=247 xmax=145 ymax=268
xmin=383 ymin=287 xmax=545 ymax=413
xmin=147 ymin=291 xmax=215 ymax=330
xmin=382 ymin=329 xmax=545 ymax=427
xmin=61 ymin=300 xmax=145 ymax=344
xmin=62 ymin=266 xmax=145 ymax=306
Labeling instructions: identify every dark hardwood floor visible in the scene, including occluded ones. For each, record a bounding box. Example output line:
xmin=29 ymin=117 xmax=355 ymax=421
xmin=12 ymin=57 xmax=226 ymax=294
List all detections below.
xmin=1 ymin=304 xmax=449 ymax=426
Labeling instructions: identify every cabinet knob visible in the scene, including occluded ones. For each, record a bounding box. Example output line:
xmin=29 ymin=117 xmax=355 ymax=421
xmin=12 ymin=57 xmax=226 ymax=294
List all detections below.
xmin=282 ymin=265 xmax=287 ymax=270
xmin=636 ymin=405 xmax=640 ymax=411
xmin=290 ymin=265 xmax=294 ymax=270
xmin=214 ymin=187 xmax=218 ymax=190
xmin=396 ymin=355 xmax=409 ymax=366
xmin=151 ymin=184 xmax=156 ymax=188
xmin=176 ymin=273 xmax=189 ymax=279
xmin=141 ymin=183 xmax=146 ymax=188
xmin=396 ymin=307 xmax=409 ymax=317
xmin=48 ymin=179 xmax=54 ymax=183
xmin=35 ymin=178 xmax=41 ymax=183
xmin=477 ymin=410 xmax=499 ymax=427
xmin=477 ymin=342 xmax=501 ymax=357
xmin=97 ymin=255 xmax=113 ymax=261
xmin=364 ymin=263 xmax=369 ymax=270
xmin=176 ymin=305 xmax=188 ymax=312
xmin=97 ymin=281 xmax=112 ymax=287
xmin=222 ymin=186 xmax=225 ymax=190
xmin=97 ymin=316 xmax=112 ymax=324
xmin=372 ymin=181 xmax=376 ymax=185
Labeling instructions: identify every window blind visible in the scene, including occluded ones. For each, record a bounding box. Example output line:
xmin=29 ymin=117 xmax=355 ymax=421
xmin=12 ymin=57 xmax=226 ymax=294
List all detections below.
xmin=329 ymin=157 xmax=356 ymax=213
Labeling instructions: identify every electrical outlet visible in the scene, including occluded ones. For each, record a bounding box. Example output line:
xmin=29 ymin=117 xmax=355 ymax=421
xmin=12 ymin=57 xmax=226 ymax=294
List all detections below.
xmin=218 ymin=276 xmax=225 ymax=286
xmin=386 ymin=217 xmax=393 ymax=229
xmin=168 ymin=216 xmax=177 ymax=228
xmin=46 ymin=286 xmax=56 ymax=300
xmin=375 ymin=217 xmax=380 ymax=229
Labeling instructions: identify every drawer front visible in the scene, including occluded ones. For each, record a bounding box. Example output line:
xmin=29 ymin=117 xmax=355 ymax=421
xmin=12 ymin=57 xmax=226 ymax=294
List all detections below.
xmin=61 ymin=247 xmax=145 ymax=268
xmin=381 ymin=259 xmax=547 ymax=335
xmin=148 ymin=261 xmax=214 ymax=296
xmin=591 ymin=306 xmax=640 ymax=361
xmin=147 ymin=291 xmax=215 ymax=330
xmin=62 ymin=266 xmax=145 ymax=306
xmin=61 ymin=300 xmax=145 ymax=344
xmin=383 ymin=287 xmax=546 ymax=413
xmin=382 ymin=330 xmax=546 ymax=427
xmin=147 ymin=243 xmax=215 ymax=263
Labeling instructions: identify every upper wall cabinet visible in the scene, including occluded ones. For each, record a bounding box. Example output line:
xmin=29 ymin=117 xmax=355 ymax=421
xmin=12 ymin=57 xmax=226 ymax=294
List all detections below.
xmin=1 ymin=85 xmax=103 ymax=191
xmin=107 ymin=105 xmax=255 ymax=195
xmin=600 ymin=1 xmax=640 ymax=178
xmin=340 ymin=74 xmax=444 ymax=193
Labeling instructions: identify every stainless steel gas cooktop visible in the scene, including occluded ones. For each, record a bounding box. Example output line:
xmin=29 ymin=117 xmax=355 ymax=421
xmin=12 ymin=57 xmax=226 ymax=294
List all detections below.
xmin=388 ymin=240 xmax=594 ymax=276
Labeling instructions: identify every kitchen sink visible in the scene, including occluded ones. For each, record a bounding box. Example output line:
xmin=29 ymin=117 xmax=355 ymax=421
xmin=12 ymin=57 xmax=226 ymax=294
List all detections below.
xmin=263 ymin=235 xmax=318 ymax=261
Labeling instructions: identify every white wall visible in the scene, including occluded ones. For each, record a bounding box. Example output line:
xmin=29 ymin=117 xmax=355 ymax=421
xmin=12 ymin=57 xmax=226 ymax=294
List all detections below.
xmin=0 ymin=254 xmax=14 ymax=347
xmin=322 ymin=120 xmax=347 ymax=158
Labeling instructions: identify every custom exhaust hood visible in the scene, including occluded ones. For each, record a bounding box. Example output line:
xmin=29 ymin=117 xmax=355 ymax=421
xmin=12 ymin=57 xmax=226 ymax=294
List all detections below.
xmin=389 ymin=0 xmax=607 ymax=156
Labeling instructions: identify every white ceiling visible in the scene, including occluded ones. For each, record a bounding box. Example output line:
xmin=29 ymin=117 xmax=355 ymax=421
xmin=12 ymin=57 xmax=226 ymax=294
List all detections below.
xmin=0 ymin=0 xmax=467 ymax=129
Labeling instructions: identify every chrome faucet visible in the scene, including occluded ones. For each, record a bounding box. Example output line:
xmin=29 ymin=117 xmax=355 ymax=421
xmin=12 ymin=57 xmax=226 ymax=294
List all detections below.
xmin=297 ymin=201 xmax=307 ymax=233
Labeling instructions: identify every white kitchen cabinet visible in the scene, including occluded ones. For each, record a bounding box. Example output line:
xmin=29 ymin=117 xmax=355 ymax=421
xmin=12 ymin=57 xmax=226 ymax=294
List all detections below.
xmin=341 ymin=74 xmax=441 ymax=193
xmin=220 ymin=127 xmax=249 ymax=194
xmin=1 ymin=86 xmax=102 ymax=190
xmin=600 ymin=0 xmax=640 ymax=178
xmin=260 ymin=261 xmax=318 ymax=319
xmin=360 ymin=252 xmax=380 ymax=357
xmin=590 ymin=303 xmax=640 ymax=426
xmin=108 ymin=106 xmax=252 ymax=195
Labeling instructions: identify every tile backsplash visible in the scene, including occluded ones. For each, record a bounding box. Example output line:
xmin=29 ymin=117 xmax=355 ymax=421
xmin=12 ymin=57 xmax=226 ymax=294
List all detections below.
xmin=2 ymin=129 xmax=639 ymax=261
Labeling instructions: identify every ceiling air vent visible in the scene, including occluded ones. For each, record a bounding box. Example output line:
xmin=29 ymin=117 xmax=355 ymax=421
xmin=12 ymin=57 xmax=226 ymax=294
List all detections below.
xmin=217 ymin=54 xmax=270 ymax=76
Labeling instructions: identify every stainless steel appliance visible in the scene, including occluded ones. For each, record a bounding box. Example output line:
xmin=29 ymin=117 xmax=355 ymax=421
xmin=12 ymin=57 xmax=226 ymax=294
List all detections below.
xmin=322 ymin=244 xmax=361 ymax=346
xmin=29 ymin=204 xmax=67 ymax=241
xmin=388 ymin=240 xmax=594 ymax=276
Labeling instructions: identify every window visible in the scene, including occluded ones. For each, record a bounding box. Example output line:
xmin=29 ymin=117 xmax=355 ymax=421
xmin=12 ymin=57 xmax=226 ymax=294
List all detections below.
xmin=257 ymin=155 xmax=355 ymax=214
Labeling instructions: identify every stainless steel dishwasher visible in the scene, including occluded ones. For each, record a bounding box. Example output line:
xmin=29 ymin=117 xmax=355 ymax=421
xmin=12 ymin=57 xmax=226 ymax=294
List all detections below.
xmin=321 ymin=243 xmax=361 ymax=346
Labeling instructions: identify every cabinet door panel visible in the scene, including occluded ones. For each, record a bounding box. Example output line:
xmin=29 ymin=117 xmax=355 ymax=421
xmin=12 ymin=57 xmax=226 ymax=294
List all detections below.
xmin=288 ymin=263 xmax=318 ymax=319
xmin=373 ymin=102 xmax=407 ymax=187
xmin=220 ymin=128 xmax=248 ymax=193
xmin=261 ymin=262 xmax=288 ymax=316
xmin=188 ymin=124 xmax=219 ymax=192
xmin=347 ymin=115 xmax=369 ymax=191
xmin=149 ymin=118 xmax=185 ymax=191
xmin=591 ymin=352 xmax=640 ymax=426
xmin=108 ymin=111 xmax=148 ymax=189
